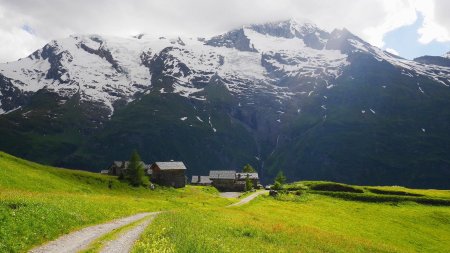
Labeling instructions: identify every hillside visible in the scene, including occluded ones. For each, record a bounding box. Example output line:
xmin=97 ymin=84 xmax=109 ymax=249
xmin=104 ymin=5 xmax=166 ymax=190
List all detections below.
xmin=0 ymin=151 xmax=230 ymax=252
xmin=1 ymin=20 xmax=450 ymax=188
xmin=1 ymin=152 xmax=450 ymax=252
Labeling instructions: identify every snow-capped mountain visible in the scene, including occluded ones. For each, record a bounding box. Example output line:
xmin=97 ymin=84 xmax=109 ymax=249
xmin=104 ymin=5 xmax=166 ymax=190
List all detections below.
xmin=2 ymin=19 xmax=449 ymax=115
xmin=444 ymin=51 xmax=450 ymax=58
xmin=1 ymin=19 xmax=450 ymax=188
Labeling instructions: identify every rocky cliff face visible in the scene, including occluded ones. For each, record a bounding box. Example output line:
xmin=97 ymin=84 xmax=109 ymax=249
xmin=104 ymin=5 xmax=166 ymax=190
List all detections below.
xmin=1 ymin=19 xmax=450 ymax=188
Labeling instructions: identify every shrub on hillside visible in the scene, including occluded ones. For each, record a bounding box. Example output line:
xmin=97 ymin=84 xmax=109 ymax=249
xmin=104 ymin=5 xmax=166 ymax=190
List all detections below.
xmin=367 ymin=188 xmax=423 ymax=197
xmin=314 ymin=191 xmax=450 ymax=206
xmin=309 ymin=182 xmax=363 ymax=193
xmin=245 ymin=175 xmax=253 ymax=192
xmin=275 ymin=171 xmax=286 ymax=185
xmin=271 ymin=181 xmax=282 ymax=190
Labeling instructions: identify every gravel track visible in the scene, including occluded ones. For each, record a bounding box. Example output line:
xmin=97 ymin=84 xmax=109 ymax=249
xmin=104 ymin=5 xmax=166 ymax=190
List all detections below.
xmin=99 ymin=213 xmax=157 ymax=253
xmin=29 ymin=212 xmax=157 ymax=253
xmin=227 ymin=190 xmax=269 ymax=207
xmin=28 ymin=191 xmax=265 ymax=253
xmin=219 ymin=192 xmax=242 ymax=198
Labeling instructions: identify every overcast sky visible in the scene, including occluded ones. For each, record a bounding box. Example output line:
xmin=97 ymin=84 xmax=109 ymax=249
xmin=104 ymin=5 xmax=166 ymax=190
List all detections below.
xmin=0 ymin=0 xmax=449 ymax=62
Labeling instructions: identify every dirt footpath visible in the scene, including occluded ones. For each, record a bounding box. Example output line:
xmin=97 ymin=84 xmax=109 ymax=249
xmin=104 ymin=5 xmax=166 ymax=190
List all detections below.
xmin=29 ymin=212 xmax=159 ymax=253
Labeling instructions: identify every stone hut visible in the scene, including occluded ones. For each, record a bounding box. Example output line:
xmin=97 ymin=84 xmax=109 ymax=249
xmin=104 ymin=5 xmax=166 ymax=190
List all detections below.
xmin=107 ymin=161 xmax=151 ymax=177
xmin=209 ymin=170 xmax=245 ymax=192
xmin=107 ymin=161 xmax=130 ymax=177
xmin=150 ymin=162 xmax=187 ymax=188
xmin=236 ymin=172 xmax=260 ymax=188
xmin=191 ymin=175 xmax=212 ymax=186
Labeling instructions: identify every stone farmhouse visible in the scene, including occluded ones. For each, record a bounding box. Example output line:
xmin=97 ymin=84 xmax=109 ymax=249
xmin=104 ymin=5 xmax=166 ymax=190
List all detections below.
xmin=210 ymin=170 xmax=244 ymax=191
xmin=236 ymin=172 xmax=260 ymax=188
xmin=191 ymin=170 xmax=261 ymax=192
xmin=190 ymin=175 xmax=212 ymax=186
xmin=106 ymin=161 xmax=151 ymax=178
xmin=105 ymin=160 xmax=187 ymax=188
xmin=150 ymin=162 xmax=187 ymax=188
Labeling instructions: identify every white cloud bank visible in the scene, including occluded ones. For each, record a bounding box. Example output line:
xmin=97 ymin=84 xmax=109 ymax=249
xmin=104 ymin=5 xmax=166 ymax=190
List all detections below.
xmin=0 ymin=0 xmax=449 ymax=62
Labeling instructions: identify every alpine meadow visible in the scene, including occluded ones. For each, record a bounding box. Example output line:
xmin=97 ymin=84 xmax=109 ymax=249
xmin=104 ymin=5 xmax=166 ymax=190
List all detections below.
xmin=1 ymin=0 xmax=450 ymax=252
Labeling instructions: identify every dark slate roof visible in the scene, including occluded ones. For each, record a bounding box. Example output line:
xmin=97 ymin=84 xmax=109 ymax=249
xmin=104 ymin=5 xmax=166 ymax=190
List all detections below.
xmin=191 ymin=176 xmax=212 ymax=184
xmin=112 ymin=161 xmax=150 ymax=169
xmin=209 ymin=170 xmax=236 ymax=180
xmin=154 ymin=161 xmax=187 ymax=170
xmin=236 ymin=172 xmax=259 ymax=180
xmin=113 ymin=161 xmax=128 ymax=167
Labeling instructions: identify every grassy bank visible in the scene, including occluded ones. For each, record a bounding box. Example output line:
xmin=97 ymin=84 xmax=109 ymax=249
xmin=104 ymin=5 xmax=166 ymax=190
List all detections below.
xmin=134 ymin=182 xmax=450 ymax=253
xmin=0 ymin=152 xmax=230 ymax=252
xmin=2 ymin=151 xmax=450 ymax=252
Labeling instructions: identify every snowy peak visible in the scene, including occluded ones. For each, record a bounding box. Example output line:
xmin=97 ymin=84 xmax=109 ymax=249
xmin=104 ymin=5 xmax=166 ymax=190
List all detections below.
xmin=0 ymin=34 xmax=152 ymax=113
xmin=245 ymin=19 xmax=323 ymax=39
xmin=206 ymin=19 xmax=329 ymax=52
xmin=1 ymin=19 xmax=450 ymax=117
xmin=245 ymin=19 xmax=329 ymax=50
xmin=205 ymin=28 xmax=257 ymax=52
xmin=443 ymin=51 xmax=450 ymax=59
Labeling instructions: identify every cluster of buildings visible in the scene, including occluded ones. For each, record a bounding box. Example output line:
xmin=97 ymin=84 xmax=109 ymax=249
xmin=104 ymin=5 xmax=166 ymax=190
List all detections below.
xmin=191 ymin=170 xmax=261 ymax=191
xmin=103 ymin=160 xmax=261 ymax=192
xmin=103 ymin=160 xmax=187 ymax=188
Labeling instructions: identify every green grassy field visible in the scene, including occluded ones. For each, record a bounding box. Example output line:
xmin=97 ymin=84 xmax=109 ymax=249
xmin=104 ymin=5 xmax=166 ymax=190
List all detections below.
xmin=134 ymin=191 xmax=450 ymax=253
xmin=1 ymin=151 xmax=450 ymax=252
xmin=0 ymin=151 xmax=231 ymax=252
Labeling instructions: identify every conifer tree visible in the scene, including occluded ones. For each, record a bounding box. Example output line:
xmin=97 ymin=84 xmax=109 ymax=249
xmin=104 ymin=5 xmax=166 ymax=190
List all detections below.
xmin=243 ymin=164 xmax=256 ymax=173
xmin=275 ymin=171 xmax=286 ymax=185
xmin=127 ymin=150 xmax=148 ymax=187
xmin=245 ymin=175 xmax=253 ymax=191
xmin=272 ymin=171 xmax=286 ymax=190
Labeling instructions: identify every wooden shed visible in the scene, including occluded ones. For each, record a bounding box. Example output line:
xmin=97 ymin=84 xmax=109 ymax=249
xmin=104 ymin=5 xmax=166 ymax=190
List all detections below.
xmin=236 ymin=172 xmax=260 ymax=188
xmin=191 ymin=175 xmax=212 ymax=186
xmin=107 ymin=161 xmax=151 ymax=177
xmin=150 ymin=162 xmax=187 ymax=188
xmin=209 ymin=170 xmax=245 ymax=192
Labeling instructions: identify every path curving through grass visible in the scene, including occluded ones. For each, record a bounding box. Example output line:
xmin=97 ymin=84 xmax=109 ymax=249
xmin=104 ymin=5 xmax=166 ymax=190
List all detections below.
xmin=99 ymin=214 xmax=158 ymax=253
xmin=227 ymin=190 xmax=269 ymax=207
xmin=28 ymin=212 xmax=159 ymax=253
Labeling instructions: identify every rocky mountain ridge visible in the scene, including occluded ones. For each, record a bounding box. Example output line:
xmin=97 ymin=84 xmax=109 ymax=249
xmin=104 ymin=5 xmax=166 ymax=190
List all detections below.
xmin=1 ymin=19 xmax=449 ymax=188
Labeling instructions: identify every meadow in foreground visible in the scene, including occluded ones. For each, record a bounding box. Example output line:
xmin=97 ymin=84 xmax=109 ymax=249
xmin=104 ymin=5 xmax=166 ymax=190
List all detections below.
xmin=134 ymin=183 xmax=450 ymax=253
xmin=1 ymin=151 xmax=450 ymax=253
xmin=0 ymin=152 xmax=230 ymax=252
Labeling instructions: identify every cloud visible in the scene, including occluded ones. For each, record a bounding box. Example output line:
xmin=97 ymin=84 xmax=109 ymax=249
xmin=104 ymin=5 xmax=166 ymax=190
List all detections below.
xmin=0 ymin=4 xmax=47 ymax=62
xmin=361 ymin=0 xmax=418 ymax=47
xmin=0 ymin=0 xmax=449 ymax=62
xmin=416 ymin=0 xmax=450 ymax=44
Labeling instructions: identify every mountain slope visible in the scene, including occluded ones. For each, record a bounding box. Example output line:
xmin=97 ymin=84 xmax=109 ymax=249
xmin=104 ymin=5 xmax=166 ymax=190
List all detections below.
xmin=1 ymin=19 xmax=450 ymax=188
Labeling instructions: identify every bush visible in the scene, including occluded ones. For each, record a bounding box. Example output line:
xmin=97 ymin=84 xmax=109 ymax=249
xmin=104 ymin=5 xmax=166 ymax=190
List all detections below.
xmin=367 ymin=188 xmax=423 ymax=197
xmin=275 ymin=171 xmax=286 ymax=185
xmin=284 ymin=183 xmax=308 ymax=191
xmin=294 ymin=190 xmax=304 ymax=196
xmin=309 ymin=182 xmax=363 ymax=193
xmin=245 ymin=176 xmax=253 ymax=192
xmin=272 ymin=181 xmax=282 ymax=190
xmin=313 ymin=191 xmax=450 ymax=206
